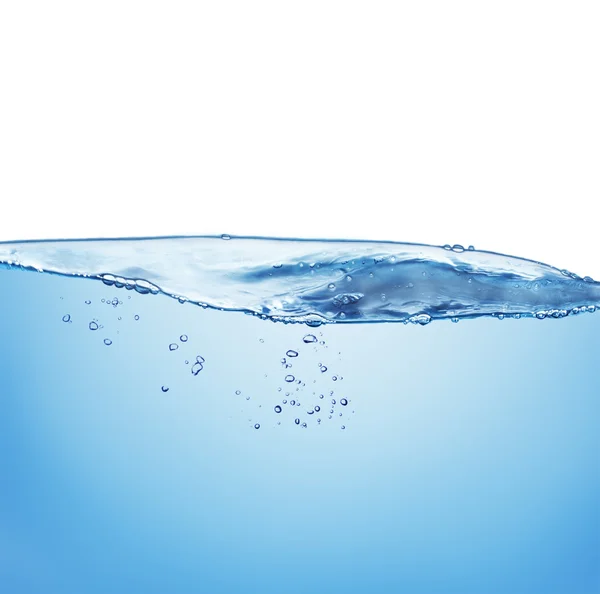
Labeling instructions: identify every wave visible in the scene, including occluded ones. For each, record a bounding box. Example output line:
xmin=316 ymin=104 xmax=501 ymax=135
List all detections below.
xmin=1 ymin=235 xmax=599 ymax=325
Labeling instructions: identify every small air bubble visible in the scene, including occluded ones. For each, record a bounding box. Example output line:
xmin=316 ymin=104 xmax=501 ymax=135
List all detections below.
xmin=303 ymin=334 xmax=317 ymax=343
xmin=221 ymin=234 xmax=231 ymax=240
xmin=452 ymin=244 xmax=465 ymax=253
xmin=62 ymin=314 xmax=71 ymax=322
xmin=320 ymin=365 xmax=328 ymax=373
xmin=332 ymin=376 xmax=338 ymax=381
xmin=254 ymin=423 xmax=260 ymax=429
xmin=286 ymin=350 xmax=298 ymax=357
xmin=134 ymin=315 xmax=140 ymax=321
xmin=274 ymin=405 xmax=282 ymax=413
xmin=285 ymin=375 xmax=295 ymax=382
xmin=328 ymin=283 xmax=336 ymax=291
xmin=89 ymin=321 xmax=98 ymax=331
xmin=191 ymin=355 xmax=205 ymax=375
xmin=315 ymin=405 xmax=321 ymax=412
xmin=341 ymin=425 xmax=346 ymax=430
xmin=104 ymin=339 xmax=112 ymax=346
xmin=180 ymin=334 xmax=188 ymax=342
xmin=341 ymin=398 xmax=348 ymax=406
xmin=290 ymin=400 xmax=296 ymax=406
xmin=161 ymin=386 xmax=169 ymax=393
xmin=235 ymin=390 xmax=241 ymax=395
xmin=273 ymin=263 xmax=282 ymax=269
xmin=295 ymin=418 xmax=300 ymax=425
xmin=85 ymin=300 xmax=91 ymax=305
xmin=169 ymin=343 xmax=179 ymax=351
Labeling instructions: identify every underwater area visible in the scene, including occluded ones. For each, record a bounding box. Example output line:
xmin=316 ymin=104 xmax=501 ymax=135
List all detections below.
xmin=0 ymin=236 xmax=599 ymax=594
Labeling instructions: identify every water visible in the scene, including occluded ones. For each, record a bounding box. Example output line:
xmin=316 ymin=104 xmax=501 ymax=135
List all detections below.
xmin=1 ymin=236 xmax=599 ymax=593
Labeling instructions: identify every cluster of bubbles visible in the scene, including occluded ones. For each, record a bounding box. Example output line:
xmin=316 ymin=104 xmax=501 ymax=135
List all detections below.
xmin=237 ymin=332 xmax=353 ymax=431
xmin=61 ymin=296 xmax=133 ymax=347
xmin=161 ymin=333 xmax=205 ymax=392
xmin=61 ymin=295 xmax=206 ymax=394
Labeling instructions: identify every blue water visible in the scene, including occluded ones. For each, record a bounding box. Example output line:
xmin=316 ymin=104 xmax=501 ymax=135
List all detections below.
xmin=1 ymin=236 xmax=599 ymax=594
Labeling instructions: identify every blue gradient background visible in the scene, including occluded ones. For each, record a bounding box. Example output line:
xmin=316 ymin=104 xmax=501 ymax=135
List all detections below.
xmin=1 ymin=267 xmax=599 ymax=593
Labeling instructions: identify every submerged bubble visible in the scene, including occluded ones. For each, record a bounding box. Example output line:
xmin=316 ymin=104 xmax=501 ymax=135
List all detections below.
xmin=286 ymin=350 xmax=298 ymax=357
xmin=285 ymin=375 xmax=295 ymax=383
xmin=134 ymin=315 xmax=140 ymax=321
xmin=303 ymin=334 xmax=317 ymax=343
xmin=295 ymin=418 xmax=300 ymax=425
xmin=85 ymin=300 xmax=91 ymax=305
xmin=254 ymin=423 xmax=260 ymax=429
xmin=161 ymin=386 xmax=169 ymax=393
xmin=180 ymin=334 xmax=188 ymax=342
xmin=274 ymin=405 xmax=282 ymax=413
xmin=235 ymin=390 xmax=241 ymax=395
xmin=89 ymin=321 xmax=98 ymax=331
xmin=191 ymin=355 xmax=205 ymax=375
xmin=169 ymin=343 xmax=179 ymax=351
xmin=62 ymin=314 xmax=71 ymax=322
xmin=104 ymin=339 xmax=112 ymax=346
xmin=341 ymin=398 xmax=348 ymax=406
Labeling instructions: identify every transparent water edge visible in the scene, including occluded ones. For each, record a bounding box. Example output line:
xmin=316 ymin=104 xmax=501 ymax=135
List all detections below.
xmin=1 ymin=235 xmax=599 ymax=326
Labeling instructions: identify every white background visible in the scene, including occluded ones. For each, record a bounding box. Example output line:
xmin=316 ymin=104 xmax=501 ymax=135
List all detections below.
xmin=1 ymin=2 xmax=599 ymax=277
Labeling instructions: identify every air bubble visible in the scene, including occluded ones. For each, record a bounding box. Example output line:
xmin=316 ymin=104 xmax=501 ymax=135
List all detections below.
xmin=221 ymin=234 xmax=231 ymax=240
xmin=328 ymin=283 xmax=336 ymax=291
xmin=134 ymin=315 xmax=140 ymax=321
xmin=169 ymin=343 xmax=179 ymax=351
xmin=303 ymin=334 xmax=317 ymax=343
xmin=85 ymin=300 xmax=91 ymax=305
xmin=235 ymin=390 xmax=241 ymax=395
xmin=180 ymin=334 xmax=188 ymax=342
xmin=191 ymin=355 xmax=205 ymax=375
xmin=320 ymin=365 xmax=327 ymax=373
xmin=341 ymin=398 xmax=348 ymax=406
xmin=315 ymin=405 xmax=320 ymax=412
xmin=104 ymin=339 xmax=112 ymax=346
xmin=254 ymin=423 xmax=260 ymax=429
xmin=285 ymin=375 xmax=295 ymax=382
xmin=274 ymin=405 xmax=282 ymax=413
xmin=161 ymin=386 xmax=169 ymax=393
xmin=62 ymin=314 xmax=71 ymax=322
xmin=295 ymin=418 xmax=300 ymax=425
xmin=452 ymin=244 xmax=465 ymax=253
xmin=89 ymin=321 xmax=98 ymax=331
xmin=286 ymin=350 xmax=298 ymax=357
